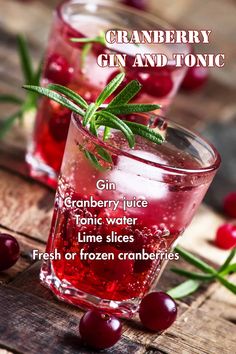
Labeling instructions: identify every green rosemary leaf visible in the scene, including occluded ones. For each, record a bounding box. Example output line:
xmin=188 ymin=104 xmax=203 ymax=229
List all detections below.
xmin=175 ymin=246 xmax=216 ymax=275
xmin=105 ymin=103 xmax=160 ymax=115
xmin=71 ymin=36 xmax=102 ymax=44
xmin=84 ymin=150 xmax=107 ymax=171
xmin=96 ymin=111 xmax=135 ymax=148
xmin=218 ymin=248 xmax=236 ymax=273
xmin=17 ymin=35 xmax=33 ymax=84
xmin=98 ymin=31 xmax=106 ymax=46
xmin=83 ymin=103 xmax=97 ymax=126
xmin=108 ymin=80 xmax=142 ymax=106
xmin=103 ymin=126 xmax=111 ymax=140
xmin=33 ymin=58 xmax=43 ymax=86
xmin=0 ymin=111 xmax=21 ymax=139
xmin=167 ymin=279 xmax=200 ymax=299
xmin=95 ymin=73 xmax=125 ymax=106
xmin=96 ymin=146 xmax=112 ymax=163
xmin=220 ymin=263 xmax=236 ymax=276
xmin=216 ymin=274 xmax=236 ymax=294
xmin=22 ymin=85 xmax=85 ymax=116
xmin=48 ymin=84 xmax=88 ymax=109
xmin=89 ymin=119 xmax=98 ymax=137
xmin=71 ymin=37 xmax=94 ymax=43
xmin=71 ymin=31 xmax=106 ymax=46
xmin=124 ymin=120 xmax=164 ymax=145
xmin=81 ymin=43 xmax=92 ymax=69
xmin=0 ymin=95 xmax=23 ymax=105
xmin=170 ymin=267 xmax=215 ymax=281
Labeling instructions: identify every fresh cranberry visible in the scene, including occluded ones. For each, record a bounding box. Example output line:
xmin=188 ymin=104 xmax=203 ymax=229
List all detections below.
xmin=181 ymin=66 xmax=208 ymax=91
xmin=90 ymin=245 xmax=134 ymax=281
xmin=48 ymin=105 xmax=71 ymax=142
xmin=215 ymin=223 xmax=236 ymax=250
xmin=122 ymin=0 xmax=148 ymax=11
xmin=79 ymin=310 xmax=122 ymax=350
xmin=0 ymin=233 xmax=20 ymax=271
xmin=137 ymin=71 xmax=173 ymax=98
xmin=139 ymin=291 xmax=177 ymax=332
xmin=223 ymin=192 xmax=236 ymax=218
xmin=44 ymin=53 xmax=73 ymax=85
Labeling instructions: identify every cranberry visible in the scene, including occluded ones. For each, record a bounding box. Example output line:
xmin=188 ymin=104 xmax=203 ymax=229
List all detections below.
xmin=122 ymin=0 xmax=148 ymax=11
xmin=181 ymin=66 xmax=208 ymax=91
xmin=79 ymin=310 xmax=122 ymax=350
xmin=44 ymin=53 xmax=73 ymax=85
xmin=90 ymin=245 xmax=134 ymax=281
xmin=139 ymin=291 xmax=177 ymax=332
xmin=223 ymin=192 xmax=236 ymax=218
xmin=48 ymin=104 xmax=71 ymax=142
xmin=0 ymin=233 xmax=20 ymax=271
xmin=215 ymin=223 xmax=236 ymax=250
xmin=138 ymin=71 xmax=173 ymax=98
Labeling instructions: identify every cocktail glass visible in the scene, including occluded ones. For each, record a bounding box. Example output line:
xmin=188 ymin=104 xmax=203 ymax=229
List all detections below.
xmin=40 ymin=112 xmax=220 ymax=318
xmin=27 ymin=0 xmax=189 ymax=186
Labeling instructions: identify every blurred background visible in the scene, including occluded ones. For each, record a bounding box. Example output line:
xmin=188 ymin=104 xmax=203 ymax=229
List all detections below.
xmin=0 ymin=0 xmax=235 ymax=210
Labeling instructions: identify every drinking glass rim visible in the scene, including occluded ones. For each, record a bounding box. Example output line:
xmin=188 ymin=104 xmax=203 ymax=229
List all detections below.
xmin=56 ymin=0 xmax=190 ymax=57
xmin=71 ymin=112 xmax=221 ymax=176
xmin=57 ymin=0 xmax=173 ymax=29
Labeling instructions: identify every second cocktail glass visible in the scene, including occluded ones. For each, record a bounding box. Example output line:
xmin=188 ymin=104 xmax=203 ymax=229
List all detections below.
xmin=27 ymin=0 xmax=189 ymax=185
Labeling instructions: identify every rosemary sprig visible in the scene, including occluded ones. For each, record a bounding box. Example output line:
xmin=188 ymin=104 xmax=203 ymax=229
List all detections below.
xmin=71 ymin=31 xmax=106 ymax=69
xmin=167 ymin=280 xmax=200 ymax=299
xmin=167 ymin=246 xmax=236 ymax=299
xmin=71 ymin=31 xmax=106 ymax=46
xmin=0 ymin=35 xmax=42 ymax=139
xmin=23 ymin=72 xmax=163 ymax=170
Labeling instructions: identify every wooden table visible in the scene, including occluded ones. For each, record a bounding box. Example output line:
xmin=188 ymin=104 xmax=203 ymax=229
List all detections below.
xmin=0 ymin=1 xmax=236 ymax=353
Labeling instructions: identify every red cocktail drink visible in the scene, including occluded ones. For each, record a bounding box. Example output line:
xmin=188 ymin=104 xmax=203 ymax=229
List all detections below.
xmin=40 ymin=113 xmax=220 ymax=317
xmin=27 ymin=0 xmax=189 ymax=185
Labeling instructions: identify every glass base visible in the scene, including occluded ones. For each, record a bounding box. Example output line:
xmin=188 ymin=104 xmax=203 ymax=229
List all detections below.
xmin=40 ymin=261 xmax=140 ymax=319
xmin=26 ymin=151 xmax=58 ymax=189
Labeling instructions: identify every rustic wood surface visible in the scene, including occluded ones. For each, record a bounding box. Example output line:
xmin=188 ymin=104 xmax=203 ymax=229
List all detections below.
xmin=0 ymin=1 xmax=236 ymax=353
